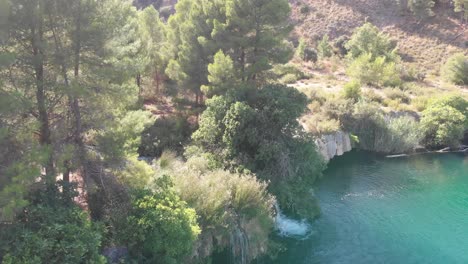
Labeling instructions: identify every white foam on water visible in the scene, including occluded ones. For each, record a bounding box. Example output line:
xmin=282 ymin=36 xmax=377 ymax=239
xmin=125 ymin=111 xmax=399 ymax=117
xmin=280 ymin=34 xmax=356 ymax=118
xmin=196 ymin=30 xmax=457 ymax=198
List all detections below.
xmin=275 ymin=203 xmax=311 ymax=238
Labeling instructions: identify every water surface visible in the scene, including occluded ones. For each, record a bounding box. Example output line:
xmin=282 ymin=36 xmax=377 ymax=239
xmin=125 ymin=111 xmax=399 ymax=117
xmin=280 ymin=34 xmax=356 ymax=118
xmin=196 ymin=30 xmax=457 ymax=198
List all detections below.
xmin=274 ymin=151 xmax=468 ymax=264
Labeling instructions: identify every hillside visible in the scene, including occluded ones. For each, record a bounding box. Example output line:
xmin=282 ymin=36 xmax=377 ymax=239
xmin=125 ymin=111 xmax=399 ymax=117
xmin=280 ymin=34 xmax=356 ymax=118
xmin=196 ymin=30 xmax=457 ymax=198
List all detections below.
xmin=290 ymin=0 xmax=467 ymax=72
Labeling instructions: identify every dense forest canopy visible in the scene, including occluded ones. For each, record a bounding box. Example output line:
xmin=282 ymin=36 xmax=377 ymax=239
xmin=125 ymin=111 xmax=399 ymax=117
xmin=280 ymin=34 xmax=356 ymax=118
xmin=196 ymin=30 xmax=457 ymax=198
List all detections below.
xmin=0 ymin=0 xmax=467 ymax=263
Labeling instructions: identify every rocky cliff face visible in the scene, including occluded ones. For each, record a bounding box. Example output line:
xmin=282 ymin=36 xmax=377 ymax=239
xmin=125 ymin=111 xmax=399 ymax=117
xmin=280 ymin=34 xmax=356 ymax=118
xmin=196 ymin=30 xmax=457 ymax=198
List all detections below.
xmin=315 ymin=131 xmax=352 ymax=162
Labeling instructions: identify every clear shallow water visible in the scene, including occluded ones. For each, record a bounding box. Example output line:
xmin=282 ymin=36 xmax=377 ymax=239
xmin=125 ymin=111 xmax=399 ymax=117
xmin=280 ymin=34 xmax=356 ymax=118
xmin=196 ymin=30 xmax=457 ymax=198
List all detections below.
xmin=272 ymin=151 xmax=468 ymax=264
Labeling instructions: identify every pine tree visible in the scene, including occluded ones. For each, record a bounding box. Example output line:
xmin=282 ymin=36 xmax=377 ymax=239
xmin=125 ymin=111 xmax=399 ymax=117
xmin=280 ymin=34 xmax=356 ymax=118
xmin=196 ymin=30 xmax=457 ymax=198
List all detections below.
xmin=201 ymin=50 xmax=237 ymax=98
xmin=216 ymin=0 xmax=293 ymax=82
xmin=137 ymin=6 xmax=167 ymax=95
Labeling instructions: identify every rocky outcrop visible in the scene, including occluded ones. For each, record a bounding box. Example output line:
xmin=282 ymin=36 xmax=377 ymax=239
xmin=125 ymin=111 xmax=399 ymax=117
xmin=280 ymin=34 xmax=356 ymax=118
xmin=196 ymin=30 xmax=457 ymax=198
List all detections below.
xmin=315 ymin=131 xmax=352 ymax=161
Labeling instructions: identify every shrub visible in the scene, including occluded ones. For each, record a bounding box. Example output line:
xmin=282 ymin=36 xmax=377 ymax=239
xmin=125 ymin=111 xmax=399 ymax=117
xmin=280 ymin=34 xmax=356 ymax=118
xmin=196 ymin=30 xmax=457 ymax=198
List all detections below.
xmin=159 ymin=156 xmax=274 ymax=262
xmin=345 ymin=22 xmax=397 ymax=61
xmin=300 ymin=4 xmax=310 ymax=14
xmin=114 ymin=156 xmax=155 ymax=189
xmin=281 ymin=73 xmax=300 ymax=84
xmin=334 ymin=35 xmax=349 ymax=57
xmin=342 ymin=80 xmax=362 ymax=101
xmin=139 ymin=115 xmax=194 ymax=157
xmin=441 ymin=53 xmax=468 ymax=85
xmin=272 ymin=64 xmax=307 ymax=80
xmin=348 ymin=101 xmax=423 ymax=153
xmin=193 ymin=84 xmax=325 ymax=219
xmin=421 ymin=96 xmax=468 ymax=147
xmin=408 ymin=0 xmax=435 ymax=19
xmin=0 ymin=187 xmax=106 ymax=264
xmin=97 ymin=110 xmax=155 ymax=162
xmin=317 ymin=35 xmax=333 ymax=58
xmin=383 ymin=88 xmax=411 ymax=104
xmin=363 ymin=89 xmax=384 ymax=103
xmin=453 ymin=0 xmax=468 ymax=20
xmin=122 ymin=176 xmax=200 ymax=263
xmin=383 ymin=116 xmax=423 ymax=153
xmin=296 ymin=39 xmax=318 ymax=63
xmin=347 ymin=53 xmax=401 ymax=87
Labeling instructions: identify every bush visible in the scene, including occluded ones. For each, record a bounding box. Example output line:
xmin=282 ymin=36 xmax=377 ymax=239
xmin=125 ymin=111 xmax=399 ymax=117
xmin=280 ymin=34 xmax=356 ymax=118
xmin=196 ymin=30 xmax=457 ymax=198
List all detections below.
xmin=334 ymin=35 xmax=349 ymax=57
xmin=408 ymin=0 xmax=435 ymax=19
xmin=139 ymin=115 xmax=194 ymax=157
xmin=345 ymin=22 xmax=397 ymax=61
xmin=421 ymin=96 xmax=468 ymax=147
xmin=122 ymin=176 xmax=200 ymax=263
xmin=114 ymin=156 xmax=155 ymax=189
xmin=342 ymin=80 xmax=362 ymax=101
xmin=280 ymin=73 xmax=299 ymax=84
xmin=0 ymin=187 xmax=106 ymax=264
xmin=296 ymin=39 xmax=318 ymax=63
xmin=348 ymin=101 xmax=423 ymax=153
xmin=193 ymin=84 xmax=325 ymax=219
xmin=300 ymin=4 xmax=310 ymax=14
xmin=441 ymin=53 xmax=468 ymax=85
xmin=157 ymin=156 xmax=274 ymax=262
xmin=363 ymin=89 xmax=384 ymax=103
xmin=347 ymin=53 xmax=401 ymax=87
xmin=383 ymin=88 xmax=410 ymax=104
xmin=317 ymin=35 xmax=333 ymax=58
xmin=97 ymin=110 xmax=155 ymax=162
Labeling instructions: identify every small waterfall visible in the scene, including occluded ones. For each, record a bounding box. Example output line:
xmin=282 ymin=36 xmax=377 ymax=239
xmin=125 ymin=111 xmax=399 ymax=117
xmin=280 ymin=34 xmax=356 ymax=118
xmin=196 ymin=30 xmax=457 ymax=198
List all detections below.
xmin=275 ymin=203 xmax=311 ymax=238
xmin=229 ymin=226 xmax=250 ymax=264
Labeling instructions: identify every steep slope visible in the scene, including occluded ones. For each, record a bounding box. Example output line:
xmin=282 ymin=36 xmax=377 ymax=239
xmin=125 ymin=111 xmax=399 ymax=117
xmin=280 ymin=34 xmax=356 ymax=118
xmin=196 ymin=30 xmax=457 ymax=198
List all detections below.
xmin=290 ymin=0 xmax=467 ymax=72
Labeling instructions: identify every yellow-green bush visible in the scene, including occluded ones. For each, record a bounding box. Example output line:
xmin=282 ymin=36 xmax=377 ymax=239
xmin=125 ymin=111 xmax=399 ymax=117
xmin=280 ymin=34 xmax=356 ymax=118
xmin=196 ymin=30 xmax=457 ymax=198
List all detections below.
xmin=342 ymin=80 xmax=362 ymax=101
xmin=441 ymin=53 xmax=468 ymax=85
xmin=347 ymin=53 xmax=401 ymax=87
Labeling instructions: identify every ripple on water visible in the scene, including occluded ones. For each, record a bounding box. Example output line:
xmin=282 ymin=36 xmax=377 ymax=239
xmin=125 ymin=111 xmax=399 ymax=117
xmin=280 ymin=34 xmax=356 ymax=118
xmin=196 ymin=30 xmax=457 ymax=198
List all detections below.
xmin=272 ymin=152 xmax=468 ymax=264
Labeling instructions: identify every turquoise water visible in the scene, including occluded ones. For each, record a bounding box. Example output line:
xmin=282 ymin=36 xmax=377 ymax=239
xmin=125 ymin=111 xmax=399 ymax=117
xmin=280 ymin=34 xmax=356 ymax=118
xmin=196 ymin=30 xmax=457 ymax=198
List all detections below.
xmin=272 ymin=151 xmax=468 ymax=264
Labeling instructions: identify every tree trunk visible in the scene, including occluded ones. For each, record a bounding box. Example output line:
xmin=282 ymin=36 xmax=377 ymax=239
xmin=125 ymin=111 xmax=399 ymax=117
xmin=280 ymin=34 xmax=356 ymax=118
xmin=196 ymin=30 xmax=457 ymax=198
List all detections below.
xmin=136 ymin=73 xmax=142 ymax=97
xmin=240 ymin=48 xmax=246 ymax=82
xmin=71 ymin=0 xmax=88 ymax=187
xmin=31 ymin=9 xmax=55 ymax=186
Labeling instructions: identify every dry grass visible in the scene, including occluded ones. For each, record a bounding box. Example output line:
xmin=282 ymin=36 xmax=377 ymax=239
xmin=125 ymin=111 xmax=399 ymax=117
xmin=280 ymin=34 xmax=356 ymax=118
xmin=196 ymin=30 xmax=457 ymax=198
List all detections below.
xmin=290 ymin=0 xmax=467 ymax=72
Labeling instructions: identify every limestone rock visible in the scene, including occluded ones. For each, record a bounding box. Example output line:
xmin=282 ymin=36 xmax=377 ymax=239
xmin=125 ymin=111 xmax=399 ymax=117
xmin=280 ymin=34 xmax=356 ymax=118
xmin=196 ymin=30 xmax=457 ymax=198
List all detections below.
xmin=315 ymin=131 xmax=352 ymax=162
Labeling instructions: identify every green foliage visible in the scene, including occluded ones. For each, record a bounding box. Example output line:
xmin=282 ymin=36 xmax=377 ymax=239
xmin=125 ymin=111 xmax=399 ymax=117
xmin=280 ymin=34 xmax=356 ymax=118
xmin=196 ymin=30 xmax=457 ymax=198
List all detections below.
xmin=453 ymin=0 xmax=468 ymax=20
xmin=333 ymin=35 xmax=349 ymax=57
xmin=166 ymin=0 xmax=292 ymax=101
xmin=201 ymin=50 xmax=237 ymax=98
xmin=441 ymin=53 xmax=468 ymax=85
xmin=122 ymin=176 xmax=200 ymax=264
xmin=0 ymin=0 xmax=10 ymax=43
xmin=296 ymin=38 xmax=317 ymax=63
xmin=347 ymin=101 xmax=423 ymax=153
xmin=300 ymin=4 xmax=310 ymax=14
xmin=345 ymin=22 xmax=397 ymax=61
xmin=421 ymin=96 xmax=468 ymax=147
xmin=137 ymin=5 xmax=167 ymax=94
xmin=0 ymin=144 xmax=50 ymax=221
xmin=193 ymin=84 xmax=325 ymax=219
xmin=408 ymin=0 xmax=435 ymax=19
xmin=347 ymin=53 xmax=401 ymax=87
xmin=342 ymin=80 xmax=362 ymax=101
xmin=1 ymin=187 xmax=105 ymax=264
xmin=158 ymin=155 xmax=274 ymax=262
xmin=383 ymin=88 xmax=410 ymax=104
xmin=317 ymin=35 xmax=333 ymax=58
xmin=96 ymin=110 xmax=155 ymax=162
xmin=272 ymin=64 xmax=308 ymax=84
xmin=139 ymin=116 xmax=194 ymax=157
xmin=114 ymin=156 xmax=155 ymax=189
